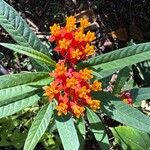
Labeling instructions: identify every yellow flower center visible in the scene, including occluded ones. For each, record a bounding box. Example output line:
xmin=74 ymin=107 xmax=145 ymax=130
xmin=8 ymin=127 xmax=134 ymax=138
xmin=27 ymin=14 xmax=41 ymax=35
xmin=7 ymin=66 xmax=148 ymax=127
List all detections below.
xmin=79 ymin=68 xmax=93 ymax=80
xmin=54 ymin=63 xmax=67 ymax=77
xmin=71 ymin=49 xmax=83 ymax=60
xmin=59 ymin=39 xmax=71 ymax=49
xmin=78 ymin=86 xmax=90 ymax=98
xmin=75 ymin=31 xmax=85 ymax=41
xmin=66 ymin=77 xmax=79 ymax=89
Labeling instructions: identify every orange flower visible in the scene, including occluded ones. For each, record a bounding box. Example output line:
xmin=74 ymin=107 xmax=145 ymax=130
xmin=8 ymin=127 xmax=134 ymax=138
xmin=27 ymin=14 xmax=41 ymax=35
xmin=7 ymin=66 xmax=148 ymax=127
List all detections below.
xmin=80 ymin=18 xmax=90 ymax=29
xmin=91 ymin=80 xmax=102 ymax=91
xmin=71 ymin=49 xmax=83 ymax=60
xmin=72 ymin=105 xmax=85 ymax=118
xmin=78 ymin=86 xmax=90 ymax=98
xmin=66 ymin=77 xmax=79 ymax=89
xmin=43 ymin=82 xmax=58 ymax=100
xmin=79 ymin=68 xmax=93 ymax=80
xmin=50 ymin=23 xmax=60 ymax=36
xmin=59 ymin=39 xmax=71 ymax=49
xmin=66 ymin=16 xmax=76 ymax=32
xmin=51 ymin=62 xmax=67 ymax=77
xmin=84 ymin=43 xmax=95 ymax=56
xmin=56 ymin=102 xmax=68 ymax=116
xmin=88 ymin=99 xmax=100 ymax=112
xmin=85 ymin=31 xmax=96 ymax=42
xmin=74 ymin=30 xmax=85 ymax=42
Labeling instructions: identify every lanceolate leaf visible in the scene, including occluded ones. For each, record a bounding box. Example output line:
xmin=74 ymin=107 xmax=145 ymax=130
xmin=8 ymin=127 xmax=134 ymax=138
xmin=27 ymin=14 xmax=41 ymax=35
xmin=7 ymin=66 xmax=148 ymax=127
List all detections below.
xmin=78 ymin=43 xmax=150 ymax=73
xmin=0 ymin=0 xmax=48 ymax=54
xmin=75 ymin=118 xmax=86 ymax=150
xmin=0 ymin=72 xmax=52 ymax=106
xmin=0 ymin=0 xmax=54 ymax=71
xmin=0 ymin=43 xmax=56 ymax=67
xmin=0 ymin=76 xmax=53 ymax=106
xmin=111 ymin=126 xmax=150 ymax=150
xmin=0 ymin=94 xmax=40 ymax=118
xmin=24 ymin=103 xmax=53 ymax=150
xmin=112 ymin=67 xmax=130 ymax=95
xmin=93 ymin=91 xmax=150 ymax=133
xmin=0 ymin=72 xmax=49 ymax=90
xmin=87 ymin=109 xmax=109 ymax=150
xmin=0 ymin=85 xmax=38 ymax=106
xmin=130 ymin=87 xmax=150 ymax=102
xmin=54 ymin=113 xmax=80 ymax=150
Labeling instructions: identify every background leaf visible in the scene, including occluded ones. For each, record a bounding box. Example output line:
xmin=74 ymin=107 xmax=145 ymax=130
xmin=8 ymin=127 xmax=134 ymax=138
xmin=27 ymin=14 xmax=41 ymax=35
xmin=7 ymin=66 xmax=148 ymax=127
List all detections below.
xmin=54 ymin=113 xmax=80 ymax=150
xmin=112 ymin=67 xmax=131 ymax=95
xmin=0 ymin=0 xmax=48 ymax=54
xmin=24 ymin=103 xmax=54 ymax=150
xmin=87 ymin=108 xmax=109 ymax=150
xmin=111 ymin=126 xmax=150 ymax=150
xmin=130 ymin=87 xmax=150 ymax=102
xmin=93 ymin=91 xmax=150 ymax=133
xmin=75 ymin=118 xmax=86 ymax=150
xmin=0 ymin=72 xmax=49 ymax=89
xmin=0 ymin=43 xmax=56 ymax=67
xmin=0 ymin=72 xmax=52 ymax=106
xmin=0 ymin=94 xmax=40 ymax=118
xmin=0 ymin=0 xmax=53 ymax=71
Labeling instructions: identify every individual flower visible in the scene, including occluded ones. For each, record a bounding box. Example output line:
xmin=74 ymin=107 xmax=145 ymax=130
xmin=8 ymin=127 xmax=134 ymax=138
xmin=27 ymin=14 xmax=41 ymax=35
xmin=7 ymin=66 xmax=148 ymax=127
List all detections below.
xmin=90 ymin=80 xmax=102 ymax=91
xmin=80 ymin=18 xmax=90 ymax=29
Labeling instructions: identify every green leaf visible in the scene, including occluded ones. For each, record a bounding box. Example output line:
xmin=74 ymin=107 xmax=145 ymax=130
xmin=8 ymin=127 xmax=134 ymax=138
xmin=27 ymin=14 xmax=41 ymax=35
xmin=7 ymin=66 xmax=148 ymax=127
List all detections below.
xmin=24 ymin=103 xmax=54 ymax=150
xmin=0 ymin=72 xmax=52 ymax=106
xmin=0 ymin=0 xmax=53 ymax=71
xmin=0 ymin=72 xmax=49 ymax=89
xmin=78 ymin=43 xmax=150 ymax=73
xmin=87 ymin=108 xmax=109 ymax=150
xmin=0 ymin=43 xmax=56 ymax=67
xmin=54 ymin=113 xmax=80 ymax=150
xmin=75 ymin=118 xmax=86 ymax=150
xmin=0 ymin=76 xmax=53 ymax=106
xmin=92 ymin=67 xmax=121 ymax=79
xmin=130 ymin=87 xmax=150 ymax=102
xmin=0 ymin=0 xmax=48 ymax=54
xmin=111 ymin=126 xmax=150 ymax=150
xmin=112 ymin=67 xmax=130 ymax=95
xmin=0 ymin=94 xmax=40 ymax=118
xmin=0 ymin=84 xmax=38 ymax=106
xmin=93 ymin=91 xmax=150 ymax=133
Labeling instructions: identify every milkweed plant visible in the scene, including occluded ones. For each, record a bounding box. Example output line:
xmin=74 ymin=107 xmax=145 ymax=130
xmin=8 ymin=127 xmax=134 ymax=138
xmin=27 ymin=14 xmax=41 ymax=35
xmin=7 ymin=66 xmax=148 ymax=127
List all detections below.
xmin=0 ymin=0 xmax=150 ymax=150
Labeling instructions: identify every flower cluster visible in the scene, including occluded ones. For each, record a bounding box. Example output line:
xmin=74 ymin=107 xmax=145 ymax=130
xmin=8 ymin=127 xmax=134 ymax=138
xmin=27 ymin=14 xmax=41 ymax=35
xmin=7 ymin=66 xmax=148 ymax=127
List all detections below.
xmin=44 ymin=61 xmax=102 ymax=118
xmin=121 ymin=91 xmax=133 ymax=104
xmin=44 ymin=16 xmax=101 ymax=118
xmin=49 ymin=16 xmax=96 ymax=64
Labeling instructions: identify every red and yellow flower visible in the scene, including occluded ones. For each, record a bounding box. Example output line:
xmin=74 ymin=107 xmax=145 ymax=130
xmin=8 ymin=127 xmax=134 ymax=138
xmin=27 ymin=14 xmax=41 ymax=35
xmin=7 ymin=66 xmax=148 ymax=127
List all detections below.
xmin=44 ymin=16 xmax=101 ymax=118
xmin=44 ymin=61 xmax=102 ymax=118
xmin=49 ymin=16 xmax=96 ymax=64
